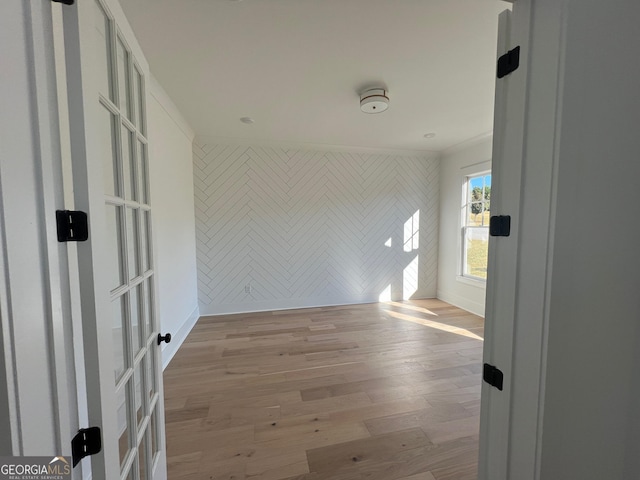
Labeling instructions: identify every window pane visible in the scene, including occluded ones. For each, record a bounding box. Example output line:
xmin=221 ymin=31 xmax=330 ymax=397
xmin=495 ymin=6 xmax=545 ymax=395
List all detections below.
xmin=484 ymin=175 xmax=491 ymax=218
xmin=463 ymin=172 xmax=491 ymax=280
xmin=469 ymin=176 xmax=484 ymax=198
xmin=468 ymin=202 xmax=484 ymax=226
xmin=465 ymin=228 xmax=489 ymax=279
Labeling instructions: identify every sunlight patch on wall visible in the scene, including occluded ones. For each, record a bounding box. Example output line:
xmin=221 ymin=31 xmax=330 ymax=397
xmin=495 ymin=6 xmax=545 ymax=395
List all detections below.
xmin=379 ymin=284 xmax=392 ymax=302
xmin=404 ymin=210 xmax=420 ymax=252
xmin=403 ymin=255 xmax=419 ymax=300
xmin=384 ymin=238 xmax=392 ymax=248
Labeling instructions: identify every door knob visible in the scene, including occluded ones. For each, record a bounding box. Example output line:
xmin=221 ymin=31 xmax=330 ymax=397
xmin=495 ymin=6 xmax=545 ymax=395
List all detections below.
xmin=157 ymin=333 xmax=172 ymax=345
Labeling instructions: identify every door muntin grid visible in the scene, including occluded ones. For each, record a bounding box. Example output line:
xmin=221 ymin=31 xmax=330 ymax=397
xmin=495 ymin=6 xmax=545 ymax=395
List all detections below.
xmin=94 ymin=0 xmax=160 ymax=478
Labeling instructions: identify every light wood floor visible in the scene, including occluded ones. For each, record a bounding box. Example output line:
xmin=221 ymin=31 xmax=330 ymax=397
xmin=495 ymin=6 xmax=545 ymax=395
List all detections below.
xmin=163 ymin=299 xmax=484 ymax=480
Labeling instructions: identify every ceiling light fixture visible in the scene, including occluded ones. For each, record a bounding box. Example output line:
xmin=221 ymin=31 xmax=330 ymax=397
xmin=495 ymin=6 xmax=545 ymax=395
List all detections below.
xmin=423 ymin=133 xmax=436 ymax=139
xmin=360 ymin=88 xmax=389 ymax=114
xmin=240 ymin=117 xmax=254 ymax=124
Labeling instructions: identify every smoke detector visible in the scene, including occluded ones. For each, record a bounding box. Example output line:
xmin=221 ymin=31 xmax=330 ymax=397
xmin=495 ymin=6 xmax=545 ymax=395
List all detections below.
xmin=360 ymin=88 xmax=389 ymax=114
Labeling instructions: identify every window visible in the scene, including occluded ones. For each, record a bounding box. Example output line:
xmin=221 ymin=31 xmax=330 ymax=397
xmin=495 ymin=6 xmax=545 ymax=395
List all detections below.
xmin=462 ymin=172 xmax=491 ymax=280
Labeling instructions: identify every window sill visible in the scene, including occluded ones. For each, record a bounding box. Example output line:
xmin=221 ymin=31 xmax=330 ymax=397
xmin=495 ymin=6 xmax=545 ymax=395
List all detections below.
xmin=456 ymin=275 xmax=487 ymax=288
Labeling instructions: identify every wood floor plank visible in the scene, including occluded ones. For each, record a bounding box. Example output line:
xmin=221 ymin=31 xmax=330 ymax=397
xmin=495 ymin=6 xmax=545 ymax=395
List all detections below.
xmin=398 ymin=472 xmax=437 ymax=480
xmin=306 ymin=428 xmax=434 ymax=474
xmin=163 ymin=300 xmax=483 ymax=479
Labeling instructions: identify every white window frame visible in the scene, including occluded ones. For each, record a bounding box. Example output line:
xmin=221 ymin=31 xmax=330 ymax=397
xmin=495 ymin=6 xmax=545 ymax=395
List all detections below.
xmin=458 ymin=161 xmax=492 ymax=284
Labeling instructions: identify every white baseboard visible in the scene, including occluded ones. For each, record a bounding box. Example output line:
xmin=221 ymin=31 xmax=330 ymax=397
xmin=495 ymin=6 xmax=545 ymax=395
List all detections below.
xmin=161 ymin=306 xmax=199 ymax=370
xmin=436 ymin=290 xmax=485 ymax=317
xmin=198 ymin=296 xmax=381 ymax=317
xmin=198 ymin=293 xmax=437 ymax=317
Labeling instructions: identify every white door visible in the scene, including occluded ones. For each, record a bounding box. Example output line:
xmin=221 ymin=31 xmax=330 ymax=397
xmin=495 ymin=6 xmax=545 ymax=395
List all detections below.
xmin=61 ymin=1 xmax=167 ymax=478
xmin=478 ymin=3 xmax=530 ymax=480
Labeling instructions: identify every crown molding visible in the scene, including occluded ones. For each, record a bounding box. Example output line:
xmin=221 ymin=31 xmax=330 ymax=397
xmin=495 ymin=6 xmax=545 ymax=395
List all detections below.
xmin=194 ymin=135 xmax=440 ymax=159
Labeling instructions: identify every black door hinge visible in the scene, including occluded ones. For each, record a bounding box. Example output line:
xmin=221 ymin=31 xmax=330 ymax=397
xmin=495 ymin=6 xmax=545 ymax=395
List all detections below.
xmin=489 ymin=215 xmax=511 ymax=237
xmin=497 ymin=46 xmax=520 ymax=79
xmin=71 ymin=427 xmax=102 ymax=467
xmin=56 ymin=210 xmax=89 ymax=242
xmin=52 ymin=0 xmax=75 ymax=4
xmin=483 ymin=363 xmax=504 ymax=391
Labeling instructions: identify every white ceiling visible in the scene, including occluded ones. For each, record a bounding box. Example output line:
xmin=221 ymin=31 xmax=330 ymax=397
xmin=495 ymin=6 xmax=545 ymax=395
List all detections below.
xmin=121 ymin=0 xmax=507 ymax=152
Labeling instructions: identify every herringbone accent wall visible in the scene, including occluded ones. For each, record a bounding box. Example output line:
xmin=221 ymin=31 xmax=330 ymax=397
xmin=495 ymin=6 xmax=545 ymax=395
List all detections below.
xmin=193 ymin=141 xmax=440 ymax=315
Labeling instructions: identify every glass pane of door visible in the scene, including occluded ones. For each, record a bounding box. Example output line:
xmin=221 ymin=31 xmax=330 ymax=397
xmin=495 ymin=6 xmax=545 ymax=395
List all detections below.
xmin=138 ymin=434 xmax=148 ymax=480
xmin=112 ymin=296 xmax=126 ymax=382
xmin=126 ymin=208 xmax=139 ymax=280
xmin=117 ymin=385 xmax=131 ymax=467
xmin=143 ymin=278 xmax=153 ymax=344
xmin=137 ymin=140 xmax=149 ymax=204
xmin=93 ymin=0 xmax=112 ymax=100
xmin=134 ymin=67 xmax=145 ymax=134
xmin=130 ymin=284 xmax=142 ymax=353
xmin=105 ymin=204 xmax=124 ymax=290
xmin=134 ymin=361 xmax=144 ymax=428
xmin=99 ymin=107 xmax=118 ymax=196
xmin=140 ymin=210 xmax=149 ymax=273
xmin=121 ymin=125 xmax=135 ymax=200
xmin=116 ymin=36 xmax=131 ymax=120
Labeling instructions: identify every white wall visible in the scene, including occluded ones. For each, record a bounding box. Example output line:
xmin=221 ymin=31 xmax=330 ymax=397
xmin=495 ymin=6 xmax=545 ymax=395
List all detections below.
xmin=194 ymin=141 xmax=440 ymax=315
xmin=536 ymin=1 xmax=640 ymax=478
xmin=147 ymin=78 xmax=199 ymax=368
xmin=437 ymin=136 xmax=492 ymax=316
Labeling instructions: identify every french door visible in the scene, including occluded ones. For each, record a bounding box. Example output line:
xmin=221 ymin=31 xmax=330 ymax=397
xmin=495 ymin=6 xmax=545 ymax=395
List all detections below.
xmin=62 ymin=1 xmax=167 ymax=478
